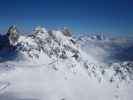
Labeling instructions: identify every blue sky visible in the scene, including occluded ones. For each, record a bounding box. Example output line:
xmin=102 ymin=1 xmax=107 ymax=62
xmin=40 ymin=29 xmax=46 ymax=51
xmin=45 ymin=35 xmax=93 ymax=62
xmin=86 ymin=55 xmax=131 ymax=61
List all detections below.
xmin=0 ymin=0 xmax=132 ymax=36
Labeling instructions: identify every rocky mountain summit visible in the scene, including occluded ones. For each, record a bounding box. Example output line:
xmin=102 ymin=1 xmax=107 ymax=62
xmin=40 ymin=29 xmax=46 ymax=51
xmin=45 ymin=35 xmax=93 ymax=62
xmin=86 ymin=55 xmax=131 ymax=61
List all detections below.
xmin=0 ymin=26 xmax=80 ymax=61
xmin=0 ymin=26 xmax=133 ymax=100
xmin=0 ymin=26 xmax=133 ymax=83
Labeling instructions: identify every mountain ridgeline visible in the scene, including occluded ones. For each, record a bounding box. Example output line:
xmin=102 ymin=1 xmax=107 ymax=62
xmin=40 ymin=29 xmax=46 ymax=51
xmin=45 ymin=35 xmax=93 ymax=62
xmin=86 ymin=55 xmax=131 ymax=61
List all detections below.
xmin=0 ymin=25 xmax=79 ymax=61
xmin=0 ymin=25 xmax=133 ymax=84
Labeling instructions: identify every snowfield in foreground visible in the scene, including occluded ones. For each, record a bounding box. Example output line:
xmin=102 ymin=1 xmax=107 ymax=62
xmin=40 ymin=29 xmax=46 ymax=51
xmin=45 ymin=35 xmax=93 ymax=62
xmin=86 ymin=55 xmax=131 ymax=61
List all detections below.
xmin=0 ymin=26 xmax=133 ymax=100
xmin=0 ymin=62 xmax=133 ymax=100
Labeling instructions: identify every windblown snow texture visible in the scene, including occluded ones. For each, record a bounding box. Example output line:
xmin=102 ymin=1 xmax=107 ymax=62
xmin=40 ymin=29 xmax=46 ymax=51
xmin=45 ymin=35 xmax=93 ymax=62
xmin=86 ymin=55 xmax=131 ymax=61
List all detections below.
xmin=0 ymin=26 xmax=133 ymax=100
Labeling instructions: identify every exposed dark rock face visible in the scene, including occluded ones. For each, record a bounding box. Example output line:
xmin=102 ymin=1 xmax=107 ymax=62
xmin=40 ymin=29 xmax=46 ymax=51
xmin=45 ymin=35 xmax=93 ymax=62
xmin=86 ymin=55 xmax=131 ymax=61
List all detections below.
xmin=62 ymin=27 xmax=72 ymax=37
xmin=6 ymin=25 xmax=19 ymax=46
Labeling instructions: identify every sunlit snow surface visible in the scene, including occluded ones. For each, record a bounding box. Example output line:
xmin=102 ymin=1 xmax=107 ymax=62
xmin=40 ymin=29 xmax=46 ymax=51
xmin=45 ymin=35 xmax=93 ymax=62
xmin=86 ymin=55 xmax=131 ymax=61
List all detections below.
xmin=0 ymin=61 xmax=133 ymax=100
xmin=0 ymin=28 xmax=133 ymax=100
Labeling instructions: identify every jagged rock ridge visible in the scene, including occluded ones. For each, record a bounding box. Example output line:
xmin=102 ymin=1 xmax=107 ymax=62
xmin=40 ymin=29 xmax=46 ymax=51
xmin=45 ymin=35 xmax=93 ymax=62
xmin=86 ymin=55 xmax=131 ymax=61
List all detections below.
xmin=0 ymin=25 xmax=133 ymax=84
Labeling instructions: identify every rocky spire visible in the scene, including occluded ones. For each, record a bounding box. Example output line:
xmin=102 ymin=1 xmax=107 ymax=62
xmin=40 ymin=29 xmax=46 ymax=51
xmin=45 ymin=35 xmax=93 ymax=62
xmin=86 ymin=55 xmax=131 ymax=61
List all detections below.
xmin=6 ymin=25 xmax=19 ymax=46
xmin=62 ymin=27 xmax=72 ymax=37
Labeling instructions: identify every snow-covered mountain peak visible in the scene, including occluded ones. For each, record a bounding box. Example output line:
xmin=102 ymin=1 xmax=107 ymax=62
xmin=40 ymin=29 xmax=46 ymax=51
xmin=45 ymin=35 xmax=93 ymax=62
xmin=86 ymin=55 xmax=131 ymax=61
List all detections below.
xmin=6 ymin=25 xmax=19 ymax=46
xmin=0 ymin=26 xmax=133 ymax=85
xmin=91 ymin=33 xmax=106 ymax=40
xmin=0 ymin=26 xmax=133 ymax=100
xmin=79 ymin=34 xmax=107 ymax=42
xmin=7 ymin=25 xmax=17 ymax=36
xmin=9 ymin=26 xmax=82 ymax=63
xmin=34 ymin=26 xmax=47 ymax=34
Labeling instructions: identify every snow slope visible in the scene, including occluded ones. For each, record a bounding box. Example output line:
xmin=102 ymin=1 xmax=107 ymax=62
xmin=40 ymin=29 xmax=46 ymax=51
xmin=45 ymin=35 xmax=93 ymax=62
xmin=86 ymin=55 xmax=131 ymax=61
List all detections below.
xmin=0 ymin=26 xmax=133 ymax=100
